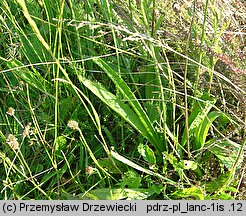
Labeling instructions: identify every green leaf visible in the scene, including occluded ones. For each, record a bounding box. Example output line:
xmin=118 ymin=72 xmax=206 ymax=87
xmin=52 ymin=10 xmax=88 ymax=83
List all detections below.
xmin=16 ymin=0 xmax=51 ymax=52
xmin=92 ymin=58 xmax=162 ymax=154
xmin=194 ymin=111 xmax=222 ymax=149
xmin=179 ymin=160 xmax=198 ymax=170
xmin=181 ymin=96 xmax=215 ymax=147
xmin=81 ymin=74 xmax=163 ymax=155
xmin=111 ymin=149 xmax=177 ymax=186
xmin=171 ymin=186 xmax=205 ymax=200
xmin=81 ymin=77 xmax=149 ymax=136
xmin=138 ymin=143 xmax=156 ymax=168
xmin=81 ymin=188 xmax=156 ymax=200
xmin=117 ymin=170 xmax=142 ymax=188
xmin=207 ymin=140 xmax=243 ymax=170
xmin=7 ymin=59 xmax=53 ymax=98
xmin=206 ymin=192 xmax=234 ymax=200
xmin=98 ymin=157 xmax=127 ymax=174
xmin=203 ymin=173 xmax=230 ymax=193
xmin=163 ymin=152 xmax=180 ymax=172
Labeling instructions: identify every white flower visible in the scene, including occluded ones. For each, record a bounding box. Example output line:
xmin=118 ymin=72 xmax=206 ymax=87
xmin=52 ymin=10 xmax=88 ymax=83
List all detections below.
xmin=6 ymin=134 xmax=19 ymax=149
xmin=67 ymin=120 xmax=79 ymax=130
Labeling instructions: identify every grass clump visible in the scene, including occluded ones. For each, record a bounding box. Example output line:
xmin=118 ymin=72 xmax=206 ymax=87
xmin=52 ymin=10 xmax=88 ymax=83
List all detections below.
xmin=0 ymin=0 xmax=245 ymax=200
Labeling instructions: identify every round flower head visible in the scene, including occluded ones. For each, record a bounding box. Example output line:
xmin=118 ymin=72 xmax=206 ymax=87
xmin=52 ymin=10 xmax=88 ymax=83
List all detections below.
xmin=67 ymin=120 xmax=79 ymax=130
xmin=6 ymin=134 xmax=19 ymax=150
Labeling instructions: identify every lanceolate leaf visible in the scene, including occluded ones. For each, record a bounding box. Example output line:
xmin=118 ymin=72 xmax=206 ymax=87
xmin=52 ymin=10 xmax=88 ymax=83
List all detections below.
xmin=194 ymin=111 xmax=221 ymax=149
xmin=181 ymin=97 xmax=216 ymax=147
xmin=82 ymin=58 xmax=163 ymax=155
xmin=81 ymin=77 xmax=150 ymax=134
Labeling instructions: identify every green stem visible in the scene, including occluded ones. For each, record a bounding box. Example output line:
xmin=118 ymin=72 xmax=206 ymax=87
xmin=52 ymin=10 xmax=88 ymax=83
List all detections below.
xmin=184 ymin=0 xmax=197 ymax=158
xmin=194 ymin=0 xmax=210 ymax=95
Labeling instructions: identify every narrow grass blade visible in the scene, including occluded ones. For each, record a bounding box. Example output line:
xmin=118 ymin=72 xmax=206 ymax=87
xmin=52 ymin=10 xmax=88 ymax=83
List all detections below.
xmin=7 ymin=59 xmax=53 ymax=98
xmin=16 ymin=0 xmax=51 ymax=52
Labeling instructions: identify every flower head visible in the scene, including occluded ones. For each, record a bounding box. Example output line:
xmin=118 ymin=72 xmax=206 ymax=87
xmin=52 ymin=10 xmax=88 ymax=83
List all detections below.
xmin=6 ymin=107 xmax=15 ymax=116
xmin=6 ymin=134 xmax=19 ymax=150
xmin=23 ymin=122 xmax=32 ymax=138
xmin=85 ymin=166 xmax=95 ymax=175
xmin=67 ymin=120 xmax=79 ymax=130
